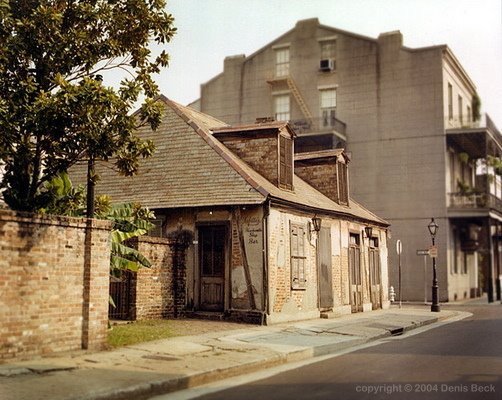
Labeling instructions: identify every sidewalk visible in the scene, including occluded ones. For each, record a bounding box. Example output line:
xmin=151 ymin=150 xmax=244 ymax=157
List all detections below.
xmin=0 ymin=306 xmax=470 ymax=400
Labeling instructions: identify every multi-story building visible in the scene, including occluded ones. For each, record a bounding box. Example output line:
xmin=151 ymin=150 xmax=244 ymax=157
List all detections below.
xmin=193 ymin=18 xmax=502 ymax=303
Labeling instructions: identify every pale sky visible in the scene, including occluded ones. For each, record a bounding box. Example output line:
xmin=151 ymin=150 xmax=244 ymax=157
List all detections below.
xmin=157 ymin=0 xmax=502 ymax=128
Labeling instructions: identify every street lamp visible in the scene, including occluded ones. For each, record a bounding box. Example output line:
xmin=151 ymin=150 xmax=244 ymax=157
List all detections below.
xmin=428 ymin=218 xmax=440 ymax=312
xmin=311 ymin=215 xmax=322 ymax=233
xmin=364 ymin=226 xmax=373 ymax=240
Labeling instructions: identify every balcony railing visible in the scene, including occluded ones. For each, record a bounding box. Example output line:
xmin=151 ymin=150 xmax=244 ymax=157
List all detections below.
xmin=446 ymin=113 xmax=501 ymax=138
xmin=289 ymin=117 xmax=347 ymax=137
xmin=448 ymin=192 xmax=502 ymax=212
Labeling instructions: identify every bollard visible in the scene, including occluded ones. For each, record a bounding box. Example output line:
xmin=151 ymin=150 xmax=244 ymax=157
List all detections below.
xmin=389 ymin=286 xmax=396 ymax=302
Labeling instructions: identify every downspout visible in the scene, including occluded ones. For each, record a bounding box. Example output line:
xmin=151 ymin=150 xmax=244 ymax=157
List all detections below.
xmin=262 ymin=199 xmax=271 ymax=324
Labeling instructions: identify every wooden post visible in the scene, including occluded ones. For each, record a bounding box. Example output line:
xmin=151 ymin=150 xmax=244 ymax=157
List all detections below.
xmin=233 ymin=208 xmax=257 ymax=310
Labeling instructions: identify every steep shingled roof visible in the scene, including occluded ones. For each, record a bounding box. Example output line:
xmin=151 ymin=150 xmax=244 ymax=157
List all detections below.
xmin=71 ymin=97 xmax=387 ymax=225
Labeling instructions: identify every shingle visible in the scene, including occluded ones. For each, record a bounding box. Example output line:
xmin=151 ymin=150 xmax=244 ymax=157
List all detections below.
xmin=71 ymin=97 xmax=387 ymax=225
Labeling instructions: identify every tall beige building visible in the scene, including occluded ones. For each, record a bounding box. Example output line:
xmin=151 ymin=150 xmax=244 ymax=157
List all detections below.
xmin=195 ymin=18 xmax=502 ymax=303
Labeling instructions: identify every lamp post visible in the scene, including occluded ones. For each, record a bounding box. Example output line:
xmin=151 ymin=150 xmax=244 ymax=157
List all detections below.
xmin=428 ymin=218 xmax=440 ymax=312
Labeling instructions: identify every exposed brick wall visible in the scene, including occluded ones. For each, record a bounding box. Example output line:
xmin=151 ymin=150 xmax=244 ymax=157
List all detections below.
xmin=0 ymin=210 xmax=111 ymax=363
xmin=217 ymin=134 xmax=279 ymax=186
xmin=295 ymin=159 xmax=339 ymax=203
xmin=132 ymin=236 xmax=179 ymax=319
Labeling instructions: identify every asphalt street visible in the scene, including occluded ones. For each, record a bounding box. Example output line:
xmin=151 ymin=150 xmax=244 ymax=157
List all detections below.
xmin=170 ymin=303 xmax=502 ymax=400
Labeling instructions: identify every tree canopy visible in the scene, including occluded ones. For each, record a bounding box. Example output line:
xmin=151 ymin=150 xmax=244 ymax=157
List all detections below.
xmin=0 ymin=0 xmax=176 ymax=211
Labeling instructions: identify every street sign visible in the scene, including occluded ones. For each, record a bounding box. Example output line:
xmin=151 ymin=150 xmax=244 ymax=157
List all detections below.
xmin=416 ymin=249 xmax=429 ymax=256
xmin=429 ymin=245 xmax=438 ymax=258
xmin=396 ymin=239 xmax=402 ymax=255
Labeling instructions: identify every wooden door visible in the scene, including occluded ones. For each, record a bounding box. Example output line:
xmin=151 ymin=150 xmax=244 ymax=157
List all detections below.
xmin=349 ymin=234 xmax=363 ymax=312
xmin=318 ymin=227 xmax=333 ymax=309
xmin=199 ymin=225 xmax=226 ymax=311
xmin=369 ymin=238 xmax=382 ymax=309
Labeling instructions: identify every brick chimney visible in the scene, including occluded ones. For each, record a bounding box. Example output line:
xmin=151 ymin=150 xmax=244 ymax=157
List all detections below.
xmin=212 ymin=122 xmax=296 ymax=190
xmin=294 ymin=149 xmax=350 ymax=205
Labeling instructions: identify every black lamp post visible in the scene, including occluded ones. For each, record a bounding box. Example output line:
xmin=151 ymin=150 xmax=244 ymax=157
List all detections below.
xmin=428 ymin=218 xmax=440 ymax=312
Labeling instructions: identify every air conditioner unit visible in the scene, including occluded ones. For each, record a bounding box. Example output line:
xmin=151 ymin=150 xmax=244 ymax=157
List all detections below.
xmin=319 ymin=59 xmax=335 ymax=71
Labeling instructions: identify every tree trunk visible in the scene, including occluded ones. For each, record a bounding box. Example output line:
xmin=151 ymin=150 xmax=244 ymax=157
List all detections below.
xmin=86 ymin=156 xmax=95 ymax=218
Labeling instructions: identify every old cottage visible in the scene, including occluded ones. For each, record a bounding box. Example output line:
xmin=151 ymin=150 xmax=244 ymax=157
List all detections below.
xmin=73 ymin=96 xmax=390 ymax=324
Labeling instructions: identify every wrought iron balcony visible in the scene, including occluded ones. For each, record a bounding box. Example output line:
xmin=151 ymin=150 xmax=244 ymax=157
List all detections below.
xmin=289 ymin=117 xmax=347 ymax=138
xmin=448 ymin=192 xmax=502 ymax=213
xmin=445 ymin=113 xmax=501 ymax=138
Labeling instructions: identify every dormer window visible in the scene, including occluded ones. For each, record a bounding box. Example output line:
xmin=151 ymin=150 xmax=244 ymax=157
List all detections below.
xmin=294 ymin=149 xmax=350 ymax=205
xmin=279 ymin=135 xmax=293 ymax=190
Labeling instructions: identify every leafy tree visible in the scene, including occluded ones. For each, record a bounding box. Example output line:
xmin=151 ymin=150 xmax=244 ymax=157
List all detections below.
xmin=0 ymin=0 xmax=176 ymax=212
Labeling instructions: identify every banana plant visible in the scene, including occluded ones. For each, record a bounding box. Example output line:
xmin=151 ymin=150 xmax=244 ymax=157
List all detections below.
xmin=103 ymin=203 xmax=155 ymax=276
xmin=40 ymin=173 xmax=155 ymax=276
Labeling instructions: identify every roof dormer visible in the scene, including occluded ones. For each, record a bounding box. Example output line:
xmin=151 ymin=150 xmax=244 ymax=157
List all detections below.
xmin=294 ymin=149 xmax=350 ymax=205
xmin=212 ymin=121 xmax=296 ymax=191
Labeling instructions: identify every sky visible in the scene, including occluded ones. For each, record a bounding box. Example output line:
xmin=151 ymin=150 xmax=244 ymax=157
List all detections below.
xmin=157 ymin=0 xmax=502 ymax=129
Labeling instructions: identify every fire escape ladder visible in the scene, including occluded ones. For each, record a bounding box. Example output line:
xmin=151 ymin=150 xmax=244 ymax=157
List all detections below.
xmin=286 ymin=77 xmax=313 ymax=122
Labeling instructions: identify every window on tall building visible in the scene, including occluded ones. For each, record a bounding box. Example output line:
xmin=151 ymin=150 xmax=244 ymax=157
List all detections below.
xmin=319 ymin=40 xmax=336 ymax=71
xmin=467 ymin=105 xmax=472 ymax=123
xmin=275 ymin=47 xmax=290 ymax=77
xmin=279 ymin=135 xmax=293 ymax=190
xmin=448 ymin=83 xmax=453 ymax=120
xmin=320 ymin=88 xmax=337 ymax=128
xmin=458 ymin=95 xmax=463 ymax=124
xmin=274 ymin=94 xmax=290 ymax=121
xmin=320 ymin=40 xmax=336 ymax=59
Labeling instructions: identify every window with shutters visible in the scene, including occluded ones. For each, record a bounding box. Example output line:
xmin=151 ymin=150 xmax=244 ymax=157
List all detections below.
xmin=349 ymin=233 xmax=361 ymax=286
xmin=337 ymin=161 xmax=349 ymax=205
xmin=279 ymin=135 xmax=293 ymax=190
xmin=369 ymin=237 xmax=381 ymax=285
xmin=290 ymin=223 xmax=307 ymax=290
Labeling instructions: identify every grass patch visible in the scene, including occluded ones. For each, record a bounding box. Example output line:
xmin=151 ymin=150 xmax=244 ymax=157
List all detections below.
xmin=108 ymin=320 xmax=178 ymax=348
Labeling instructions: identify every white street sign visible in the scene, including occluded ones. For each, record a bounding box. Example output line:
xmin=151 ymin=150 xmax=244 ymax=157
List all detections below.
xmin=396 ymin=239 xmax=402 ymax=255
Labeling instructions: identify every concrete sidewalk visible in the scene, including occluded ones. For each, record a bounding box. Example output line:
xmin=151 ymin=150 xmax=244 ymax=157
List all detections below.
xmin=0 ymin=307 xmax=470 ymax=400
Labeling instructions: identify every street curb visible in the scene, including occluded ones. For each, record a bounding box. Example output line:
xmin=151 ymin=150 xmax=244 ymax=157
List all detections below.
xmin=77 ymin=314 xmax=458 ymax=400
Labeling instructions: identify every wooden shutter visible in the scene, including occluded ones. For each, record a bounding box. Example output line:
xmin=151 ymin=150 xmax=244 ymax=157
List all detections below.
xmin=337 ymin=162 xmax=349 ymax=205
xmin=280 ymin=135 xmax=293 ymax=190
xmin=291 ymin=224 xmax=306 ymax=289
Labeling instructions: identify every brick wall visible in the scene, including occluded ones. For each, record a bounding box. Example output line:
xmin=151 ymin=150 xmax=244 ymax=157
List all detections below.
xmin=295 ymin=159 xmax=339 ymax=202
xmin=217 ymin=134 xmax=279 ymax=186
xmin=132 ymin=236 xmax=175 ymax=319
xmin=0 ymin=210 xmax=111 ymax=363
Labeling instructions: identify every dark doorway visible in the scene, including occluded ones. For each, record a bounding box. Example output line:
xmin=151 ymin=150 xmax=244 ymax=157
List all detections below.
xmin=199 ymin=225 xmax=226 ymax=311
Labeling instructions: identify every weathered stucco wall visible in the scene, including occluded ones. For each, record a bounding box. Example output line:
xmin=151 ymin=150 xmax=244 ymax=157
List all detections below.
xmin=161 ymin=206 xmax=266 ymax=322
xmin=267 ymin=208 xmax=389 ymax=324
xmin=0 ymin=210 xmax=111 ymax=363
